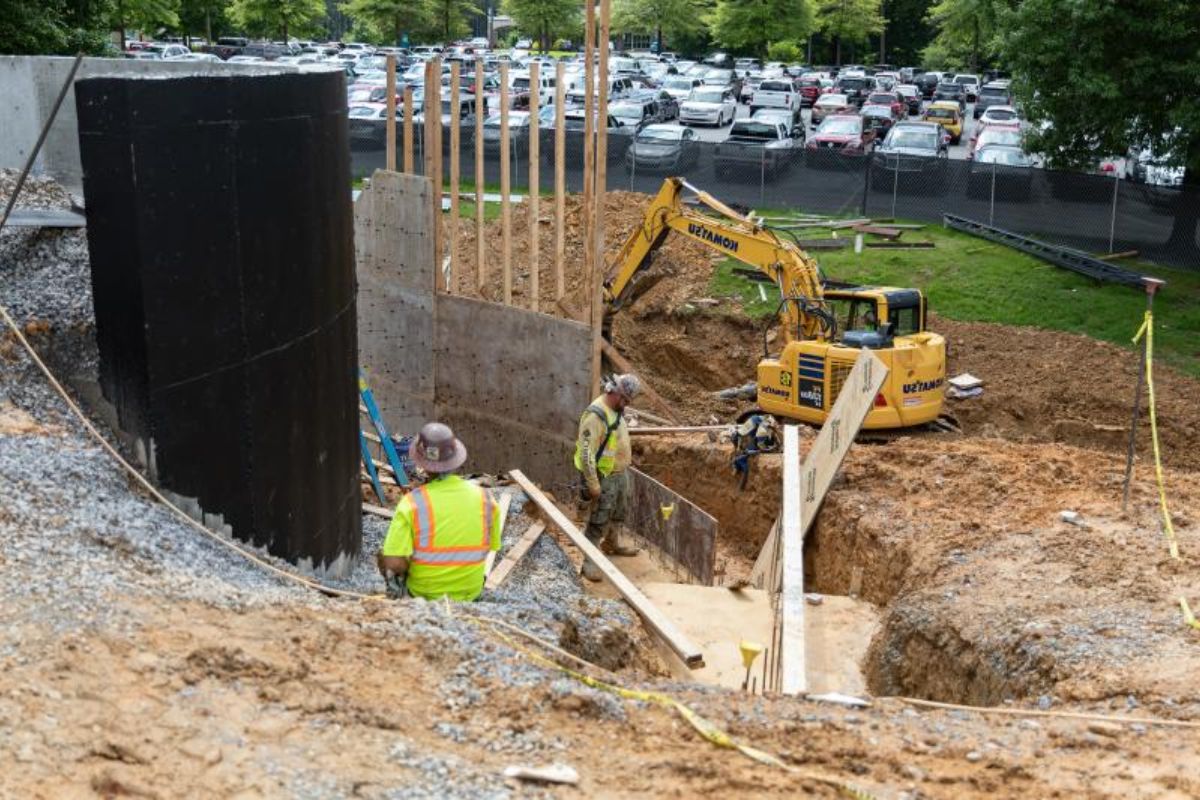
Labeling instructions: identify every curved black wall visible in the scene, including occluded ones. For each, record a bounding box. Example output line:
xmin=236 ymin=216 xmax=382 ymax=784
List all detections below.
xmin=76 ymin=71 xmax=360 ymax=572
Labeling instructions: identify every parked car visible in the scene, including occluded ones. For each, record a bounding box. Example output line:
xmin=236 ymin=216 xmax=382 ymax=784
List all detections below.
xmin=866 ymin=90 xmax=904 ymax=118
xmin=976 ymin=104 xmax=1020 ymax=128
xmin=861 ymin=103 xmax=899 ymax=138
xmin=953 ymin=73 xmax=981 ymax=102
xmin=895 ymin=84 xmax=921 ymax=115
xmin=870 ymin=121 xmax=948 ymax=186
xmin=968 ymin=124 xmax=1024 ymax=159
xmin=625 ymin=123 xmax=700 ymax=172
xmin=511 ymin=70 xmax=556 ymax=106
xmin=740 ymin=72 xmax=764 ymax=104
xmin=810 ymin=93 xmax=853 ymax=127
xmin=482 ymin=110 xmax=533 ymax=156
xmin=704 ymin=67 xmax=742 ymax=97
xmin=968 ymin=145 xmax=1035 ymax=198
xmin=752 ymin=107 xmax=803 ymax=140
xmin=679 ymin=86 xmax=737 ymax=126
xmin=922 ymin=101 xmax=963 ymax=143
xmin=807 ymin=115 xmax=876 ymax=162
xmin=750 ymin=78 xmax=800 ymax=115
xmin=347 ymin=103 xmax=387 ymax=146
xmin=834 ymin=74 xmax=873 ymax=107
xmin=650 ymin=90 xmax=680 ymax=120
xmin=973 ymin=81 xmax=1012 ymax=118
xmin=796 ymin=77 xmax=823 ymax=107
xmin=715 ymin=118 xmax=804 ymax=178
xmin=914 ymin=71 xmax=942 ymax=99
xmin=661 ymin=75 xmax=703 ymax=101
xmin=933 ymin=81 xmax=966 ymax=112
xmin=609 ymin=99 xmax=659 ymax=130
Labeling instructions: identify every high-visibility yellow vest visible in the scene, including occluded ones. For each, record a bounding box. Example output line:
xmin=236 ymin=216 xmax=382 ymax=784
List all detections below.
xmin=573 ymin=396 xmax=620 ymax=477
xmin=407 ymin=480 xmax=497 ymax=567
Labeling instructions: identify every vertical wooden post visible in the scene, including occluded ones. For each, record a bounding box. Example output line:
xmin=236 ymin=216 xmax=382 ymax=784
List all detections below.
xmin=590 ymin=0 xmax=610 ymax=393
xmin=500 ymin=60 xmax=512 ymax=304
xmin=403 ymin=85 xmax=414 ymax=173
xmin=528 ymin=61 xmax=540 ymax=309
xmin=432 ymin=58 xmax=444 ymax=291
xmin=449 ymin=61 xmax=461 ymax=291
xmin=385 ymin=54 xmax=397 ymax=171
xmin=474 ymin=58 xmax=486 ymax=290
xmin=582 ymin=1 xmax=596 ymax=320
xmin=554 ymin=60 xmax=566 ymax=300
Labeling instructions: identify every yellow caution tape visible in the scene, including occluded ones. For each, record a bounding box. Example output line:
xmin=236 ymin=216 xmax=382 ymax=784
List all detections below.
xmin=466 ymin=614 xmax=877 ymax=799
xmin=1132 ymin=311 xmax=1197 ymax=631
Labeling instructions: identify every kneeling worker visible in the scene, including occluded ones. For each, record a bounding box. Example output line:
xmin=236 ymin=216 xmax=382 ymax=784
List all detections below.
xmin=574 ymin=373 xmax=642 ymax=581
xmin=377 ymin=422 xmax=502 ymax=601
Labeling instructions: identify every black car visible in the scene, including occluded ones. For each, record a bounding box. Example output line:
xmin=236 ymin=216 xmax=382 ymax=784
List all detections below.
xmin=871 ymin=121 xmax=949 ymax=187
xmin=914 ymin=72 xmax=940 ymax=99
xmin=834 ymin=74 xmax=873 ymax=107
xmin=625 ymin=124 xmax=700 ymax=172
xmin=973 ymin=82 xmax=1012 ymax=118
xmin=933 ymin=82 xmax=966 ymax=112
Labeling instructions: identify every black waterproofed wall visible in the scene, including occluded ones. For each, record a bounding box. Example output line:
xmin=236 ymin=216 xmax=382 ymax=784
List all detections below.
xmin=76 ymin=71 xmax=361 ymax=572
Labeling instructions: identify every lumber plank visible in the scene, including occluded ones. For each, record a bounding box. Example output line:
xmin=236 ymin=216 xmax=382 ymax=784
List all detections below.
xmin=554 ymin=61 xmax=566 ymax=300
xmin=485 ymin=522 xmax=545 ymax=589
xmin=475 ymin=59 xmax=486 ymax=290
xmin=600 ymin=340 xmax=682 ymax=424
xmin=528 ymin=61 xmax=540 ymax=308
xmin=779 ymin=425 xmax=806 ymax=695
xmin=509 ymin=469 xmax=705 ymax=667
xmin=385 ymin=55 xmax=396 ymax=171
xmin=628 ymin=425 xmax=726 ymax=435
xmin=500 ymin=60 xmax=512 ymax=304
xmin=1098 ymin=249 xmax=1138 ymax=261
xmin=853 ymin=224 xmax=902 ymax=239
xmin=364 ymin=502 xmax=394 ymax=519
xmin=429 ymin=59 xmax=444 ymax=292
xmin=402 ymin=86 xmax=414 ymax=172
xmin=449 ymin=61 xmax=461 ymax=287
xmin=748 ymin=517 xmax=779 ymax=590
xmin=865 ymin=241 xmax=935 ymax=249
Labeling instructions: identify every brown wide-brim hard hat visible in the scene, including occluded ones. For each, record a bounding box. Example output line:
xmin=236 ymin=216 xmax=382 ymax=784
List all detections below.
xmin=411 ymin=436 xmax=468 ymax=474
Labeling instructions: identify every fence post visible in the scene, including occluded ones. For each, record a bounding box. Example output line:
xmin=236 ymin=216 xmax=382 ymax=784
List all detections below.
xmin=861 ymin=156 xmax=870 ymax=216
xmin=760 ymin=148 xmax=766 ymax=209
xmin=989 ymin=161 xmax=996 ymax=227
xmin=1108 ymin=170 xmax=1119 ymax=254
xmin=891 ymin=153 xmax=899 ymax=220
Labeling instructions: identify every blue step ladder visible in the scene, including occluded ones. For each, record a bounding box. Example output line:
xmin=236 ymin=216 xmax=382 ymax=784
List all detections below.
xmin=358 ymin=369 xmax=410 ymax=505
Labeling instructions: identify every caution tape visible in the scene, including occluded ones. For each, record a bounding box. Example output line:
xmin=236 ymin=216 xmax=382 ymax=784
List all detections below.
xmin=1132 ymin=311 xmax=1199 ymax=630
xmin=456 ymin=608 xmax=878 ymax=799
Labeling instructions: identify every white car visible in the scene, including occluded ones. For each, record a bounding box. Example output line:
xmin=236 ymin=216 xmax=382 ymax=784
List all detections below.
xmin=977 ymin=104 xmax=1020 ymax=127
xmin=227 ymin=55 xmax=265 ymax=64
xmin=660 ymin=76 xmax=703 ymax=101
xmin=954 ymin=73 xmax=981 ymax=101
xmin=679 ymin=86 xmax=737 ymax=126
xmin=166 ymin=52 xmax=220 ymax=62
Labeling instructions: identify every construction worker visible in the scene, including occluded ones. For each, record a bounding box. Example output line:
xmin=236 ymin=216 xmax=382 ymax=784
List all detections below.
xmin=376 ymin=422 xmax=502 ymax=601
xmin=573 ymin=373 xmax=642 ymax=581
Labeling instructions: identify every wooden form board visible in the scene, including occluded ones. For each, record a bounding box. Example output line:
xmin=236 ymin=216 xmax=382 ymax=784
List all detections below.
xmin=499 ymin=61 xmax=512 ymax=304
xmin=486 ymin=522 xmax=545 ymax=589
xmin=510 ymin=469 xmax=705 ymax=667
xmin=385 ymin=55 xmax=396 ymax=171
xmin=776 ymin=349 xmax=889 ymax=696
xmin=402 ymin=86 xmax=414 ymax=172
xmin=474 ymin=59 xmax=485 ymax=290
xmin=426 ymin=59 xmax=444 ymax=292
xmin=554 ymin=61 xmax=566 ymax=300
xmin=528 ymin=61 xmax=540 ymax=308
xmin=625 ymin=467 xmax=718 ymax=585
xmin=448 ymin=61 xmax=461 ymax=287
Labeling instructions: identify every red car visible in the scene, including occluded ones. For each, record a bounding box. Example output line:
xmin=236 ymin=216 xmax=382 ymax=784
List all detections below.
xmin=866 ymin=91 xmax=905 ymax=118
xmin=806 ymin=114 xmax=876 ymax=160
xmin=796 ymin=77 xmax=823 ymax=108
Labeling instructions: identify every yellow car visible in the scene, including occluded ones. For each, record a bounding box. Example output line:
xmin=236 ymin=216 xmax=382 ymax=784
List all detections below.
xmin=923 ymin=101 xmax=963 ymax=144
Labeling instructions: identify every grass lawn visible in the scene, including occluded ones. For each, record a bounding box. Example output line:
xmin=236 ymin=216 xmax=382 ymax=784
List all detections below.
xmin=710 ymin=221 xmax=1200 ymax=378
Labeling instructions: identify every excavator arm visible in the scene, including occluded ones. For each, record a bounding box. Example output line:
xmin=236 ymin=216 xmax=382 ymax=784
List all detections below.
xmin=602 ymin=178 xmax=835 ymax=342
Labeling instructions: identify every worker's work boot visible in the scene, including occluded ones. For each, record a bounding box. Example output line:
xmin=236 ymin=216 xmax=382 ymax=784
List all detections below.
xmin=601 ymin=528 xmax=641 ymax=558
xmin=580 ymin=558 xmax=603 ymax=582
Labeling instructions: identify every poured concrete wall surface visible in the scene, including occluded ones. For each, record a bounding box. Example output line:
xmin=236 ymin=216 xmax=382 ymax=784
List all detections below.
xmin=0 ymin=56 xmax=282 ymax=193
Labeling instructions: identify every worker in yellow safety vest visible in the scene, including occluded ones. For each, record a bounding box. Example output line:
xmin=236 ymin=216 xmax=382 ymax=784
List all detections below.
xmin=377 ymin=422 xmax=502 ymax=601
xmin=573 ymin=373 xmax=642 ymax=581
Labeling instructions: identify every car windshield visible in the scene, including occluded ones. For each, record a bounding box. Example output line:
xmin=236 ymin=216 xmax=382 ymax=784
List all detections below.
xmin=730 ymin=122 xmax=778 ymax=139
xmin=925 ymin=108 xmax=956 ymax=121
xmin=664 ymin=78 xmax=693 ymax=89
xmin=485 ymin=113 xmax=528 ymax=127
xmin=819 ymin=118 xmax=860 ymax=135
xmin=348 ymin=106 xmax=378 ymax=118
xmin=839 ymin=77 xmax=868 ymax=90
xmin=637 ymin=127 xmax=682 ymax=142
xmin=512 ymin=77 xmax=530 ymax=90
xmin=937 ymin=83 xmax=960 ymax=92
xmin=611 ymin=105 xmax=643 ymax=121
xmin=707 ymin=69 xmax=733 ymax=83
xmin=955 ymin=75 xmax=977 ymax=84
xmin=980 ymin=129 xmax=1022 ymax=146
xmin=868 ymin=94 xmax=893 ymax=103
xmin=977 ymin=147 xmax=1029 ymax=166
xmin=689 ymin=89 xmax=725 ymax=103
xmin=817 ymin=94 xmax=847 ymax=106
xmin=889 ymin=130 xmax=937 ymax=149
xmin=980 ymin=87 xmax=1008 ymax=98
xmin=984 ymin=109 xmax=1018 ymax=122
xmin=759 ymin=81 xmax=791 ymax=92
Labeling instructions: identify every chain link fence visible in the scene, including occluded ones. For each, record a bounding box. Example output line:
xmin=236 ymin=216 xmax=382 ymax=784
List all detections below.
xmin=349 ymin=123 xmax=1200 ymax=269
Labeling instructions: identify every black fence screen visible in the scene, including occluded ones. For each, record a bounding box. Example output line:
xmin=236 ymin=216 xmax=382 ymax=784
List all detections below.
xmin=350 ymin=125 xmax=1200 ymax=270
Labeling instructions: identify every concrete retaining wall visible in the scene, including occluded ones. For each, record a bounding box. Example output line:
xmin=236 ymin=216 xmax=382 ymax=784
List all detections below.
xmin=0 ymin=56 xmax=283 ymax=193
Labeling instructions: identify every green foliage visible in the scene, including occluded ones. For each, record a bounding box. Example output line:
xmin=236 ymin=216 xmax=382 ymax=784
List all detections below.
xmin=113 ymin=0 xmax=182 ymax=37
xmin=765 ymin=39 xmax=802 ymax=63
xmin=179 ymin=0 xmax=231 ymax=39
xmin=504 ymin=0 xmax=577 ymax=52
xmin=1004 ymin=0 xmax=1200 ymax=180
xmin=921 ymin=0 xmax=1002 ymax=71
xmin=816 ymin=0 xmax=882 ymax=61
xmin=424 ymin=0 xmax=478 ymax=40
xmin=709 ymin=221 xmax=1200 ymax=378
xmin=881 ymin=0 xmax=933 ymax=66
xmin=0 ymin=0 xmax=73 ymax=53
xmin=612 ymin=0 xmax=708 ymax=50
xmin=340 ymin=0 xmax=414 ymax=43
xmin=229 ymin=0 xmax=326 ymax=38
xmin=708 ymin=0 xmax=814 ymax=58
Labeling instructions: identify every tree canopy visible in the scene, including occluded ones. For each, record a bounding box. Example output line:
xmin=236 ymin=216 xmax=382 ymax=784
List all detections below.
xmin=707 ymin=0 xmax=815 ymax=59
xmin=612 ymin=0 xmax=708 ymax=53
xmin=228 ymin=0 xmax=326 ymax=40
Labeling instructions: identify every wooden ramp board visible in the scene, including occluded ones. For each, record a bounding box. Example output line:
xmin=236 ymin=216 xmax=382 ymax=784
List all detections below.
xmin=639 ymin=583 xmax=773 ymax=689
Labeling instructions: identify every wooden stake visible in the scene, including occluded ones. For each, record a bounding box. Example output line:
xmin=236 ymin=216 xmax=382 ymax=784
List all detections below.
xmin=592 ymin=0 xmax=611 ymax=394
xmin=385 ymin=54 xmax=397 ymax=171
xmin=582 ymin=2 xmax=596 ymax=326
xmin=780 ymin=425 xmax=807 ymax=696
xmin=430 ymin=58 xmax=444 ymax=292
xmin=528 ymin=61 xmax=540 ymax=309
xmin=475 ymin=58 xmax=486 ymax=291
xmin=554 ymin=61 xmax=566 ymax=300
xmin=500 ymin=60 xmax=512 ymax=304
xmin=403 ymin=85 xmax=414 ymax=173
xmin=449 ymin=61 xmax=461 ymax=290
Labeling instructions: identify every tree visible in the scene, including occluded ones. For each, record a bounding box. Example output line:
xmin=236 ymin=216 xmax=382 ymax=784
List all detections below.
xmin=110 ymin=0 xmax=181 ymax=49
xmin=0 ymin=0 xmax=73 ymax=53
xmin=340 ymin=0 xmax=418 ymax=45
xmin=877 ymin=0 xmax=933 ymax=67
xmin=707 ymin=0 xmax=814 ymax=59
xmin=228 ymin=0 xmax=326 ymax=40
xmin=921 ymin=0 xmax=1002 ymax=71
xmin=815 ymin=0 xmax=882 ymax=64
xmin=766 ymin=39 xmax=801 ymax=62
xmin=424 ymin=0 xmax=478 ymax=41
xmin=180 ymin=0 xmax=230 ymax=42
xmin=1004 ymin=0 xmax=1200 ymax=255
xmin=611 ymin=0 xmax=707 ymax=55
xmin=505 ymin=0 xmax=577 ymax=53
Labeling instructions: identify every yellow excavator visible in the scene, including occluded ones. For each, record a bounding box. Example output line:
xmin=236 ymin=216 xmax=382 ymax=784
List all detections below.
xmin=603 ymin=178 xmax=946 ymax=430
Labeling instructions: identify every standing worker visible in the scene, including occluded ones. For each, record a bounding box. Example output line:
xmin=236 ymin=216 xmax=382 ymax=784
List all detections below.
xmin=377 ymin=422 xmax=502 ymax=601
xmin=573 ymin=373 xmax=642 ymax=581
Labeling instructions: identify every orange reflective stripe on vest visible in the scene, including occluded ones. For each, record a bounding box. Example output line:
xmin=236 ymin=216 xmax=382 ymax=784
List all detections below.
xmin=408 ymin=484 xmax=493 ymax=566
